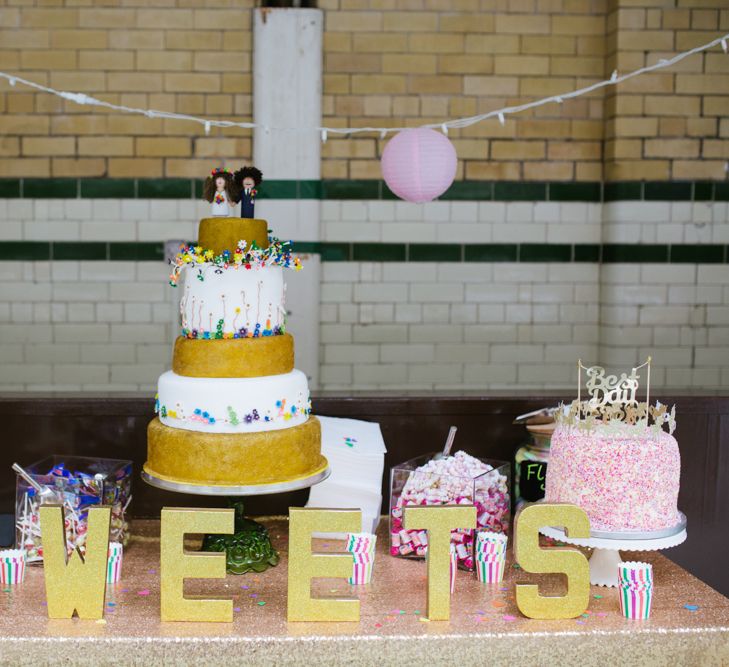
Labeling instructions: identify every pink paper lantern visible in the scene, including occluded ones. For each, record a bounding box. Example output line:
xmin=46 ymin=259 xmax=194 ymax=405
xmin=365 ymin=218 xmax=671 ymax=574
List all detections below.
xmin=381 ymin=128 xmax=458 ymax=203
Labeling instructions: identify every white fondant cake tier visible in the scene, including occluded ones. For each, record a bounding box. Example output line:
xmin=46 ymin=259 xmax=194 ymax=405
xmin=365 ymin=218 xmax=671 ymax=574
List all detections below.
xmin=179 ymin=263 xmax=285 ymax=338
xmin=156 ymin=369 xmax=311 ymax=434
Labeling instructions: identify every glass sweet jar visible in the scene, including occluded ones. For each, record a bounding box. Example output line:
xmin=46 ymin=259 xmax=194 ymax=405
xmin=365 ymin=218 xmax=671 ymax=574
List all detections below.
xmin=15 ymin=456 xmax=132 ymax=563
xmin=389 ymin=451 xmax=510 ymax=571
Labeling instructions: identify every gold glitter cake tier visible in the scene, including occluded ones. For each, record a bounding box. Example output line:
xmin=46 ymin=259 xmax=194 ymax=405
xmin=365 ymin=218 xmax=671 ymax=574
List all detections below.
xmin=172 ymin=334 xmax=294 ymax=378
xmin=145 ymin=416 xmax=323 ymax=486
xmin=197 ymin=217 xmax=269 ymax=253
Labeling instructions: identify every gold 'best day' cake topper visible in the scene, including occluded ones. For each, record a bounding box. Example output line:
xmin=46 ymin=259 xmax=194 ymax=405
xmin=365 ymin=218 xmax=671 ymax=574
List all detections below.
xmin=556 ymin=357 xmax=676 ymax=435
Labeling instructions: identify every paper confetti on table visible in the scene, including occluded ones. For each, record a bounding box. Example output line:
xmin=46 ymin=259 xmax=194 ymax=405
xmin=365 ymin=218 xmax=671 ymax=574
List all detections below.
xmin=684 ymin=604 xmax=699 ymax=611
xmin=137 ymin=589 xmax=150 ymax=596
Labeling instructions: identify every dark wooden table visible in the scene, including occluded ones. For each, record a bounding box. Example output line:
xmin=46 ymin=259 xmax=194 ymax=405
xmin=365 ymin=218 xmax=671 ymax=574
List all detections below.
xmin=1 ymin=392 xmax=727 ymax=596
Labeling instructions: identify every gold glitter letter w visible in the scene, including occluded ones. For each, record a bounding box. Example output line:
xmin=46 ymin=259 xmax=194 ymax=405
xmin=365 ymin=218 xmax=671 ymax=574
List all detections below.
xmin=39 ymin=505 xmax=111 ymax=620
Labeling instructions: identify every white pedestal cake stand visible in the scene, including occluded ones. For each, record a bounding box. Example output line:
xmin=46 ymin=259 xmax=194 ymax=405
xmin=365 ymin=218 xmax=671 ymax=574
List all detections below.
xmin=540 ymin=512 xmax=687 ymax=588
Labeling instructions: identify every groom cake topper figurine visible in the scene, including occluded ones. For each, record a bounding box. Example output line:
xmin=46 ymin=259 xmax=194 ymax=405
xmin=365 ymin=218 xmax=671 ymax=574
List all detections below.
xmin=234 ymin=166 xmax=263 ymax=219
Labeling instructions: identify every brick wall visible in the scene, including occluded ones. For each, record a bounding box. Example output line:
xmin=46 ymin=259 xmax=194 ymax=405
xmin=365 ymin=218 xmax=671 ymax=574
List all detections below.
xmin=1 ymin=1 xmax=727 ymax=179
xmin=0 ymin=0 xmax=255 ymax=179
xmin=605 ymin=0 xmax=729 ymax=180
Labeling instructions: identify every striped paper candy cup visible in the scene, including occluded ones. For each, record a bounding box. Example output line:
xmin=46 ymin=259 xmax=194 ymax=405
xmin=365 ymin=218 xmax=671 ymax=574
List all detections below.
xmin=476 ymin=531 xmax=508 ymax=552
xmin=348 ymin=559 xmax=373 ymax=585
xmin=0 ymin=549 xmax=26 ymax=585
xmin=621 ymin=581 xmax=654 ymax=592
xmin=476 ymin=557 xmax=505 ymax=584
xmin=618 ymin=561 xmax=653 ymax=620
xmin=352 ymin=552 xmax=374 ymax=564
xmin=619 ymin=582 xmax=653 ymax=619
xmin=108 ymin=542 xmax=123 ymax=558
xmin=106 ymin=553 xmax=123 ymax=584
xmin=449 ymin=545 xmax=457 ymax=594
xmin=619 ymin=561 xmax=653 ymax=586
xmin=346 ymin=532 xmax=377 ymax=554
xmin=475 ymin=542 xmax=507 ymax=557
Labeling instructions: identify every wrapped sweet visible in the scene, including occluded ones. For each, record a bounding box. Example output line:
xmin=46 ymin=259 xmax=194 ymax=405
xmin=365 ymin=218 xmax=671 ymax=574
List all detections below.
xmin=389 ymin=451 xmax=510 ymax=571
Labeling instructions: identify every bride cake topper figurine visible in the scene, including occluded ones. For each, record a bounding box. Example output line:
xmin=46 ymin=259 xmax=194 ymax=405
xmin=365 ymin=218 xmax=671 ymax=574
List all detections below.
xmin=234 ymin=166 xmax=263 ymax=219
xmin=203 ymin=167 xmax=238 ymax=217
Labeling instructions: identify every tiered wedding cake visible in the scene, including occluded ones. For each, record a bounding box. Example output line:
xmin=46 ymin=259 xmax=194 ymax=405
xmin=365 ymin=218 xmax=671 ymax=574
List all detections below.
xmin=144 ymin=217 xmax=327 ymax=488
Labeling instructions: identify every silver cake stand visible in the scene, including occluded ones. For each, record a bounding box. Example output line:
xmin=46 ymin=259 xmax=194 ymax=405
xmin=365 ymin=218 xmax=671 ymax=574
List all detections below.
xmin=142 ymin=462 xmax=330 ymax=574
xmin=141 ymin=465 xmax=330 ymax=496
xmin=540 ymin=512 xmax=687 ymax=587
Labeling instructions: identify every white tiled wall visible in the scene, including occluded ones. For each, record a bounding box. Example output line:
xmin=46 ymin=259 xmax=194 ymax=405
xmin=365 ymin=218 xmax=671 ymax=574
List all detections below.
xmin=0 ymin=198 xmax=727 ymax=391
xmin=0 ymin=259 xmax=173 ymax=391
xmin=322 ymin=200 xmax=603 ymax=243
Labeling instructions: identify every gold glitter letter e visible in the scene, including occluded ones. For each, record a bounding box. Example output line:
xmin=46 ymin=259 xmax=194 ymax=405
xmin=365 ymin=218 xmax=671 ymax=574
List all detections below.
xmin=160 ymin=507 xmax=234 ymax=622
xmin=287 ymin=508 xmax=361 ymax=622
xmin=403 ymin=505 xmax=476 ymax=621
xmin=39 ymin=505 xmax=111 ymax=620
xmin=514 ymin=503 xmax=590 ymax=619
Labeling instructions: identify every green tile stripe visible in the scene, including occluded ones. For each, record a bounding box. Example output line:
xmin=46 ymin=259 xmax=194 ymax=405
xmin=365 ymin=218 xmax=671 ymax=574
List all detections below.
xmin=0 ymin=242 xmax=165 ymax=261
xmin=0 ymin=241 xmax=725 ymax=263
xmin=2 ymin=178 xmax=729 ymax=202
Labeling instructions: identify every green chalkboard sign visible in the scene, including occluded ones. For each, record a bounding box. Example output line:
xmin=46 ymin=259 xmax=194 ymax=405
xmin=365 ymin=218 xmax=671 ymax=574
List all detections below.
xmin=519 ymin=460 xmax=548 ymax=502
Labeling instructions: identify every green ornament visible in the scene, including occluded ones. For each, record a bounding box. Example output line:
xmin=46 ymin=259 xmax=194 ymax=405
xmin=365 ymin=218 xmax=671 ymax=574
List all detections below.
xmin=201 ymin=500 xmax=280 ymax=575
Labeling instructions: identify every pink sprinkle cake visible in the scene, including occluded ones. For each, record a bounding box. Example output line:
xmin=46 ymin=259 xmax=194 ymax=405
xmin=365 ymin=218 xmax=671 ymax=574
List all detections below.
xmin=544 ymin=424 xmax=681 ymax=532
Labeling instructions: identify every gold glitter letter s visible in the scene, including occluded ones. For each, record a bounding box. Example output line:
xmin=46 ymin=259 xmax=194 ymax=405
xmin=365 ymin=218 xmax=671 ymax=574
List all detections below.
xmin=403 ymin=505 xmax=477 ymax=621
xmin=160 ymin=507 xmax=234 ymax=623
xmin=39 ymin=505 xmax=111 ymax=620
xmin=287 ymin=508 xmax=361 ymax=622
xmin=514 ymin=503 xmax=590 ymax=619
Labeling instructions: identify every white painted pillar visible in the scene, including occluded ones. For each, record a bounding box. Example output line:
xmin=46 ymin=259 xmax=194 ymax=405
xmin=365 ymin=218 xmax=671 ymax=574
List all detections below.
xmin=253 ymin=8 xmax=322 ymax=184
xmin=253 ymin=7 xmax=323 ymax=387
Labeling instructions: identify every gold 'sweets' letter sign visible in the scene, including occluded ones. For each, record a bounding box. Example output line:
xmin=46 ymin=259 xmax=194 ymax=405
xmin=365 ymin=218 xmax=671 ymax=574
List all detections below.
xmin=514 ymin=503 xmax=590 ymax=619
xmin=160 ymin=507 xmax=234 ymax=623
xmin=39 ymin=505 xmax=111 ymax=620
xmin=287 ymin=508 xmax=361 ymax=622
xmin=403 ymin=504 xmax=476 ymax=621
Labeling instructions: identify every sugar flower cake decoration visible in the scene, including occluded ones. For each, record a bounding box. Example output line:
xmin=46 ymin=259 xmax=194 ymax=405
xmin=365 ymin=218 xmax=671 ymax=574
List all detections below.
xmin=555 ymin=357 xmax=676 ymax=435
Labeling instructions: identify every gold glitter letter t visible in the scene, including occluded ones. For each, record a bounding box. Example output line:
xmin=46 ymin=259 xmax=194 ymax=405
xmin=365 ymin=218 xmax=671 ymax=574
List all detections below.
xmin=514 ymin=503 xmax=590 ymax=619
xmin=39 ymin=505 xmax=111 ymax=620
xmin=403 ymin=505 xmax=476 ymax=621
xmin=160 ymin=507 xmax=234 ymax=622
xmin=287 ymin=508 xmax=361 ymax=622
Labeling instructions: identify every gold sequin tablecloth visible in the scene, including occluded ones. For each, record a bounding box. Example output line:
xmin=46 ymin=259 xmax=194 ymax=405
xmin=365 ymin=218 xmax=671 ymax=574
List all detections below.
xmin=1 ymin=519 xmax=728 ymax=666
